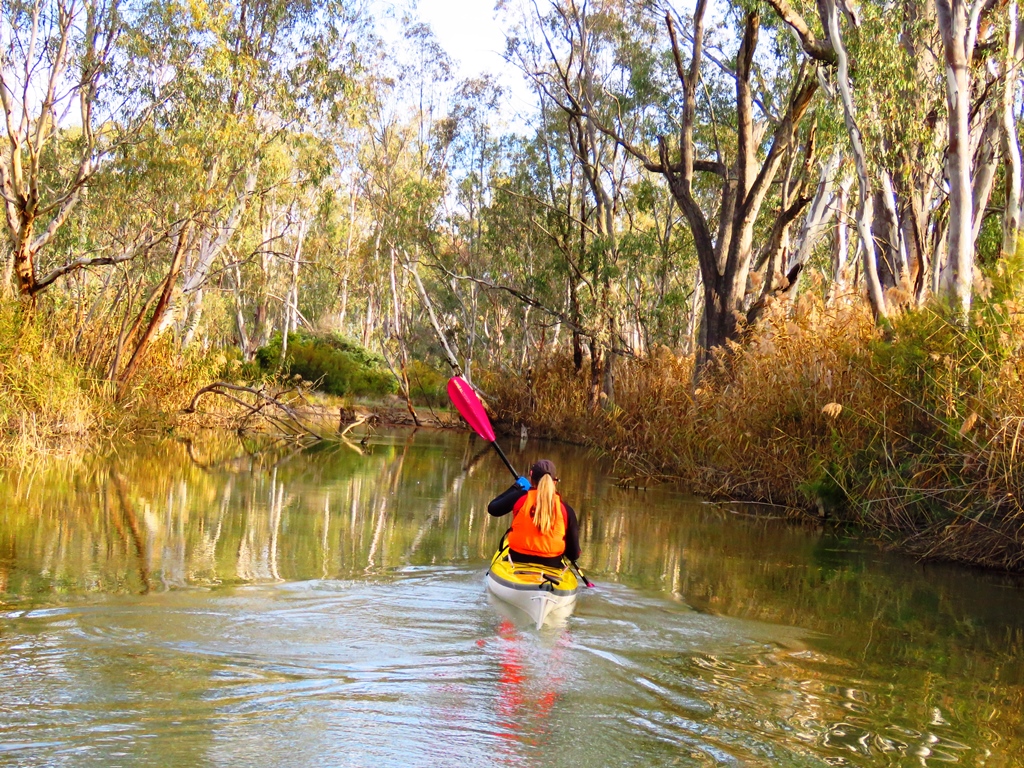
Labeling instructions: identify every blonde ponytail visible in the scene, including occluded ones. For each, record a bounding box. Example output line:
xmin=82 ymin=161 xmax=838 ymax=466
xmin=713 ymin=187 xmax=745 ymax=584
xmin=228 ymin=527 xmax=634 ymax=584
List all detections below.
xmin=532 ymin=474 xmax=557 ymax=533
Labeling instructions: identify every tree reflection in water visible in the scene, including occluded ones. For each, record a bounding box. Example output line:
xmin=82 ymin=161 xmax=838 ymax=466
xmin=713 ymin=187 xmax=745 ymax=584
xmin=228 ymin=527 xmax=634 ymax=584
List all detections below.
xmin=0 ymin=428 xmax=1023 ymax=765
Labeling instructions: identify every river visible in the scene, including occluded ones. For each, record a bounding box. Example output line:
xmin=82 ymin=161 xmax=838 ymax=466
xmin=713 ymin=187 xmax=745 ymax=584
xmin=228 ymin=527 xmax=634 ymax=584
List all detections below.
xmin=1 ymin=428 xmax=1022 ymax=767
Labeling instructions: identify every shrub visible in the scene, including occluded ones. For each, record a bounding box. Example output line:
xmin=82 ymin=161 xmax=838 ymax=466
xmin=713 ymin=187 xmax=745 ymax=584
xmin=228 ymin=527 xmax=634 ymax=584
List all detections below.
xmin=256 ymin=331 xmax=398 ymax=397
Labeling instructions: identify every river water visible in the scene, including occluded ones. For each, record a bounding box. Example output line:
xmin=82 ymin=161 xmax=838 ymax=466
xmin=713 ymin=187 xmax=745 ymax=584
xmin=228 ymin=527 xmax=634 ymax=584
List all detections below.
xmin=1 ymin=429 xmax=1022 ymax=767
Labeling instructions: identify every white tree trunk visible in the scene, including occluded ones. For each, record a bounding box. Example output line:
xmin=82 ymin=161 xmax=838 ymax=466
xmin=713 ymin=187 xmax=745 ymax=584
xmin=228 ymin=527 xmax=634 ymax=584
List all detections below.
xmin=231 ymin=264 xmax=252 ymax=360
xmin=971 ymin=110 xmax=1001 ymax=248
xmin=338 ymin=274 xmax=349 ymax=333
xmin=832 ymin=178 xmax=853 ymax=289
xmin=789 ymin=152 xmax=841 ymax=279
xmin=879 ymin=171 xmax=907 ymax=281
xmin=825 ymin=0 xmax=888 ymax=318
xmin=936 ymin=0 xmax=980 ymax=316
xmin=1002 ymin=1 xmax=1023 ymax=256
xmin=361 ymin=289 xmax=375 ymax=348
xmin=279 ymin=217 xmax=307 ymax=366
xmin=389 ymin=245 xmax=401 ymax=338
xmin=405 ymin=259 xmax=462 ymax=378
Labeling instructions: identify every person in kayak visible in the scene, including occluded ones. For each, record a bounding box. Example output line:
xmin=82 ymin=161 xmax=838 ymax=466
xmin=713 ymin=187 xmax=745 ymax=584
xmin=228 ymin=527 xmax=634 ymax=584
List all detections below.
xmin=487 ymin=459 xmax=581 ymax=568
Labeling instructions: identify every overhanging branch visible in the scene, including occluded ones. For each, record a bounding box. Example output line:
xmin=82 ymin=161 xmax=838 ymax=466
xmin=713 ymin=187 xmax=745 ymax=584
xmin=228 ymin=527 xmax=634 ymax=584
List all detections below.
xmin=428 ymin=261 xmax=592 ymax=337
xmin=31 ymin=225 xmax=179 ymax=294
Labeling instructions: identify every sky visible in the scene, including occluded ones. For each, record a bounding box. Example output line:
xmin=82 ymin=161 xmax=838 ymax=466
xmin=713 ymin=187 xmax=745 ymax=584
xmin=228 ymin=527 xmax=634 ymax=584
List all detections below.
xmin=417 ymin=0 xmax=508 ymax=75
xmin=414 ymin=0 xmax=536 ymax=130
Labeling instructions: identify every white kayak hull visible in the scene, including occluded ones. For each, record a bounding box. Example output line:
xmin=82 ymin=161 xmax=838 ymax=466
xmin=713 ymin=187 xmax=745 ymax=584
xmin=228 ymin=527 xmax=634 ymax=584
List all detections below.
xmin=485 ymin=549 xmax=580 ymax=629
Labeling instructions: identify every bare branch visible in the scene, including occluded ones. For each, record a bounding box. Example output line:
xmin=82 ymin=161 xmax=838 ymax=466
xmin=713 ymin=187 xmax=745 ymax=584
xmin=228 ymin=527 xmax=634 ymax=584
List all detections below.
xmin=32 ymin=222 xmax=179 ymax=293
xmin=185 ymin=381 xmax=324 ymax=440
xmin=429 ymin=261 xmax=592 ymax=336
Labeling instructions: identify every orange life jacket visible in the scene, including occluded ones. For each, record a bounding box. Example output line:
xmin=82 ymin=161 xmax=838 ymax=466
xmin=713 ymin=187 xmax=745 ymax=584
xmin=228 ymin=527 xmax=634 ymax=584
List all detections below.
xmin=508 ymin=489 xmax=567 ymax=558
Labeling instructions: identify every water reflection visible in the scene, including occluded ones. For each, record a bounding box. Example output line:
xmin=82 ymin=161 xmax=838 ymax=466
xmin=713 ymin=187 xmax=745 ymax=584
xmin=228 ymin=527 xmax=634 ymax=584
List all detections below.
xmin=0 ymin=431 xmax=502 ymax=597
xmin=1 ymin=428 xmax=1023 ymax=767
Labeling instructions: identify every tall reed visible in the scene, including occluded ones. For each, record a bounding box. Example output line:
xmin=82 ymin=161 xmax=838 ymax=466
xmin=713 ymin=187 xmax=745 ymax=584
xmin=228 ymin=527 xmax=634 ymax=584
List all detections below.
xmin=482 ymin=263 xmax=1024 ymax=572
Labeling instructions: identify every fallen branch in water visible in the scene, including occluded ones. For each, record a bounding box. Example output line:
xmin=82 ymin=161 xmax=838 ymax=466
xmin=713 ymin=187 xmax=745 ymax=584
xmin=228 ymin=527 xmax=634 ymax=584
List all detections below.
xmin=185 ymin=381 xmax=324 ymax=440
xmin=340 ymin=412 xmax=370 ymax=437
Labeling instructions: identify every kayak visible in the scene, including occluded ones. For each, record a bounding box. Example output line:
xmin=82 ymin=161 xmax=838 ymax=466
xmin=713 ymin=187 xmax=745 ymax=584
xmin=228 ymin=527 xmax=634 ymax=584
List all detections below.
xmin=485 ymin=544 xmax=580 ymax=629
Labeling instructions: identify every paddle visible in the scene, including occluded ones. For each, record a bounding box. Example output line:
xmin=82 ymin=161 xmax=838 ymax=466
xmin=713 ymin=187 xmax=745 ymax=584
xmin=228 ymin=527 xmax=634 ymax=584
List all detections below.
xmin=567 ymin=559 xmax=595 ymax=589
xmin=447 ymin=376 xmax=595 ymax=589
xmin=446 ymin=376 xmax=518 ymax=479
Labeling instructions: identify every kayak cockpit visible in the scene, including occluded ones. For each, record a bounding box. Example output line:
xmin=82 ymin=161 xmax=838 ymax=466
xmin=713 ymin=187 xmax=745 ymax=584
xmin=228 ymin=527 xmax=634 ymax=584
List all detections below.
xmin=485 ymin=545 xmax=580 ymax=629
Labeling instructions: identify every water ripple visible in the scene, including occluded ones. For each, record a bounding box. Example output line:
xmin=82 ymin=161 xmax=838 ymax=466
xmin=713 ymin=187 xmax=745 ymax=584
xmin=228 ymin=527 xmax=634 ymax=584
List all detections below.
xmin=0 ymin=567 xmax=1015 ymax=767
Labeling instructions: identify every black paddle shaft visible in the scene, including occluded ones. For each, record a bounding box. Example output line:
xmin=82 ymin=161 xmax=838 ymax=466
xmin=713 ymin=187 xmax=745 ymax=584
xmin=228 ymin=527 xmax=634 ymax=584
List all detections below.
xmin=491 ymin=440 xmax=519 ymax=480
xmin=569 ymin=560 xmax=595 ymax=588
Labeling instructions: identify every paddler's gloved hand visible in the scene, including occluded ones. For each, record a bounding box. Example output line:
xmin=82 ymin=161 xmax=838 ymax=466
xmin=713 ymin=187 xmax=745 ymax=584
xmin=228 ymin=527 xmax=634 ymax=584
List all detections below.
xmin=515 ymin=476 xmax=531 ymax=492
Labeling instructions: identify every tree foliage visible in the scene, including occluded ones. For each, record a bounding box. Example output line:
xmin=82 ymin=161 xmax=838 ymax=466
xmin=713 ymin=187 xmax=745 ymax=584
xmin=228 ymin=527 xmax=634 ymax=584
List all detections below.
xmin=0 ymin=0 xmax=1021 ymax=401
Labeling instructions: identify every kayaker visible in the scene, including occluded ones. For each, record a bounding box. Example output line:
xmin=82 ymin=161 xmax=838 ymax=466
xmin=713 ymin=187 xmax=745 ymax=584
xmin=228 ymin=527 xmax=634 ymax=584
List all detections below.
xmin=487 ymin=459 xmax=581 ymax=568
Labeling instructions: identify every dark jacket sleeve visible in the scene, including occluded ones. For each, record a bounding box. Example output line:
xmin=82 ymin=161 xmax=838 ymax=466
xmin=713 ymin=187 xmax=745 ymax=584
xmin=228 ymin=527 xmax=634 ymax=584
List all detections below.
xmin=562 ymin=501 xmax=581 ymax=561
xmin=488 ymin=484 xmax=526 ymax=517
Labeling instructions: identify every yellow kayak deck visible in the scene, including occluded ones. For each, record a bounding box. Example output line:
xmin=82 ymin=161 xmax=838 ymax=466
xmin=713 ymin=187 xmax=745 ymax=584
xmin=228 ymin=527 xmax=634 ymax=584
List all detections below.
xmin=486 ymin=545 xmax=579 ymax=597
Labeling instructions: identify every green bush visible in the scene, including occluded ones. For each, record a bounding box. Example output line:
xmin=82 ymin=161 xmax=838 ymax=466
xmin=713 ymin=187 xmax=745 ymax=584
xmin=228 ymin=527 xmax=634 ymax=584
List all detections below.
xmin=256 ymin=332 xmax=398 ymax=397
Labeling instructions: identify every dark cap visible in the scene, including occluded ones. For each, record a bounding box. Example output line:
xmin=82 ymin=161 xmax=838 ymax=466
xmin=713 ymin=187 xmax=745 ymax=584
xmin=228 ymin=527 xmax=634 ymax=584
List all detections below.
xmin=530 ymin=459 xmax=557 ymax=483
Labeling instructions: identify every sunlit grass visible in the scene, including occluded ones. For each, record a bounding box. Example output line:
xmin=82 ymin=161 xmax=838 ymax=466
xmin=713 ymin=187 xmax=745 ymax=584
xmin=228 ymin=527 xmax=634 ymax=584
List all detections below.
xmin=0 ymin=300 xmax=216 ymax=464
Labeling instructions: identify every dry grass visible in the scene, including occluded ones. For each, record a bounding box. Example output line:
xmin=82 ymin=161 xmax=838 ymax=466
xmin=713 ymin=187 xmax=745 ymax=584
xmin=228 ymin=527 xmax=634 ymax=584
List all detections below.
xmin=0 ymin=301 xmax=217 ymax=463
xmin=0 ymin=302 xmax=98 ymax=462
xmin=482 ymin=270 xmax=1024 ymax=573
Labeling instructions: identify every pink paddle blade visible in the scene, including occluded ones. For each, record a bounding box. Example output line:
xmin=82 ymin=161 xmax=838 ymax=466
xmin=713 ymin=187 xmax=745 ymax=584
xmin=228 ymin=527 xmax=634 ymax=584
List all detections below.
xmin=447 ymin=376 xmax=496 ymax=442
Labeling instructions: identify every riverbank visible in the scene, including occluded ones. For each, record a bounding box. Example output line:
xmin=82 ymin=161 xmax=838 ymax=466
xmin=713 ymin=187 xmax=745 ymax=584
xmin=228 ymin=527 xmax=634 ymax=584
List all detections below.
xmin=0 ymin=303 xmax=456 ymax=464
xmin=0 ymin=302 xmax=216 ymax=464
xmin=481 ymin=283 xmax=1024 ymax=574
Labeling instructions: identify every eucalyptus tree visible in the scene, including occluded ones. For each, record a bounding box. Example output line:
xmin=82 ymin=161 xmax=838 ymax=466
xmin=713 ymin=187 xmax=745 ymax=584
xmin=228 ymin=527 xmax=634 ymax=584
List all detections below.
xmin=617 ymin=174 xmax=696 ymax=351
xmin=0 ymin=0 xmax=187 ymax=299
xmin=473 ymin=92 xmax=592 ymax=372
xmin=935 ymin=0 xmax=978 ymax=314
xmin=507 ymin=0 xmax=648 ymax=403
xmin=359 ymin=111 xmax=424 ymax=414
xmin=350 ymin=20 xmax=457 ymax=414
xmin=1001 ymin=2 xmax=1022 ymax=257
xmin=225 ymin=132 xmax=337 ymax=362
xmin=445 ymin=76 xmax=507 ymax=375
xmin=478 ymin=132 xmax=579 ymax=367
xmin=152 ymin=0 xmax=373 ymax=344
xmin=573 ymin=0 xmax=820 ymax=360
